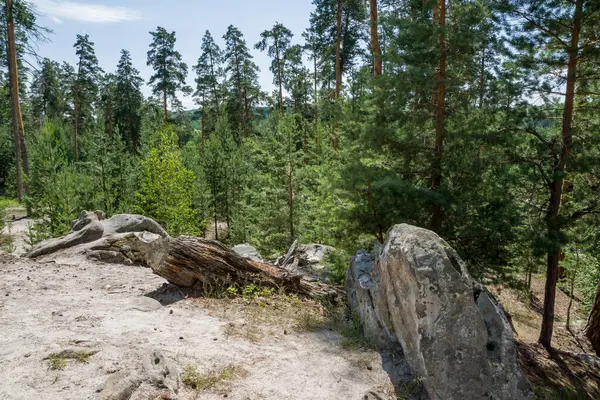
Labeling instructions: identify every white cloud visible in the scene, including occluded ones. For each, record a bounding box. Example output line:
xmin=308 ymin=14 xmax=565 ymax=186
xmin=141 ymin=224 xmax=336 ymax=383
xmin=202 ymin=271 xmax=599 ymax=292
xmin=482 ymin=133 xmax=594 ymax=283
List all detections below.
xmin=31 ymin=0 xmax=142 ymax=24
xmin=50 ymin=15 xmax=63 ymax=24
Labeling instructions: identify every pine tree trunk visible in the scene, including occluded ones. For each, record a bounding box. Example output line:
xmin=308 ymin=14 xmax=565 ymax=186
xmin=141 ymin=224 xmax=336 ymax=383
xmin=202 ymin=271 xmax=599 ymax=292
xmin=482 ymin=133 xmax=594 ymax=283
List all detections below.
xmin=539 ymin=0 xmax=582 ymax=349
xmin=74 ymin=87 xmax=79 ymax=161
xmin=586 ymin=281 xmax=600 ymax=356
xmin=430 ymin=0 xmax=446 ymax=233
xmin=313 ymin=53 xmax=319 ymax=142
xmin=163 ymin=89 xmax=168 ymax=122
xmin=369 ymin=0 xmax=382 ymax=78
xmin=288 ymin=164 xmax=294 ymax=242
xmin=276 ymin=42 xmax=284 ymax=114
xmin=201 ymin=113 xmax=206 ymax=153
xmin=566 ymin=269 xmax=576 ymax=332
xmin=479 ymin=47 xmax=485 ymax=108
xmin=335 ymin=0 xmax=342 ymax=98
xmin=5 ymin=0 xmax=25 ymax=200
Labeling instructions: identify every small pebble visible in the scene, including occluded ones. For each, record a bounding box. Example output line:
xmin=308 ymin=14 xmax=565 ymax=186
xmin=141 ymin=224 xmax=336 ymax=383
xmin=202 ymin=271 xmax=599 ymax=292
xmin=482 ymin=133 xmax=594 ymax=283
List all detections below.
xmin=169 ymin=310 xmax=173 ymax=315
xmin=179 ymin=336 xmax=183 ymax=340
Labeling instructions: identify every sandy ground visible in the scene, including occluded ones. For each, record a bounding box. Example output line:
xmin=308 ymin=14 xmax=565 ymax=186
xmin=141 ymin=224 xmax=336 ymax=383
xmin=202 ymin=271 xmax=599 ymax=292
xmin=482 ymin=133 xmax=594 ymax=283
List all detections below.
xmin=0 ymin=233 xmax=394 ymax=399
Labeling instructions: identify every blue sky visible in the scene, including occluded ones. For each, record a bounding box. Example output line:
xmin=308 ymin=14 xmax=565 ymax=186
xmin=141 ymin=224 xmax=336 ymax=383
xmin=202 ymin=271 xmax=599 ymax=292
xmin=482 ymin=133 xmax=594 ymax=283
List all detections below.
xmin=29 ymin=0 xmax=315 ymax=109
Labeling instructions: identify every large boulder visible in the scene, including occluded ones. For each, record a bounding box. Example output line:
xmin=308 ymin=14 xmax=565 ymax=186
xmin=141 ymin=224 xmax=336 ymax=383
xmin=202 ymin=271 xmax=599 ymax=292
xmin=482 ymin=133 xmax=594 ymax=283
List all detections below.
xmin=346 ymin=224 xmax=533 ymax=400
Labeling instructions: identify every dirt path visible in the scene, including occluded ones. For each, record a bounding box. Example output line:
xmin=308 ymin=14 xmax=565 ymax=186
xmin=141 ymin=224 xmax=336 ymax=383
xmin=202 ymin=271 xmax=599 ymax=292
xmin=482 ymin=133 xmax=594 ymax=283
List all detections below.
xmin=0 ymin=254 xmax=393 ymax=399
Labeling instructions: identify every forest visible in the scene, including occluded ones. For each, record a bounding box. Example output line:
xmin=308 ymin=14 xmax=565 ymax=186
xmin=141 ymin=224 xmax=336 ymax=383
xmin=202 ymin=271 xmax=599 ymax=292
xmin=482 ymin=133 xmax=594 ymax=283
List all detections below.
xmin=1 ymin=0 xmax=600 ymax=353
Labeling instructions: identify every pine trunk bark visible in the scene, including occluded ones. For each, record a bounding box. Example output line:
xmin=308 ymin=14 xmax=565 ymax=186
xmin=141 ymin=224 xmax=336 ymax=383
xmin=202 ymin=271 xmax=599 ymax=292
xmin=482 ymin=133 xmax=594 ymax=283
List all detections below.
xmin=276 ymin=42 xmax=284 ymax=114
xmin=370 ymin=0 xmax=382 ymax=78
xmin=74 ymin=87 xmax=79 ymax=161
xmin=288 ymin=165 xmax=294 ymax=242
xmin=430 ymin=0 xmax=446 ymax=233
xmin=335 ymin=0 xmax=342 ymax=98
xmin=6 ymin=0 xmax=29 ymax=197
xmin=586 ymin=281 xmax=600 ymax=356
xmin=201 ymin=113 xmax=206 ymax=153
xmin=313 ymin=53 xmax=319 ymax=143
xmin=163 ymin=89 xmax=168 ymax=122
xmin=538 ymin=0 xmax=582 ymax=349
xmin=4 ymin=0 xmax=22 ymax=201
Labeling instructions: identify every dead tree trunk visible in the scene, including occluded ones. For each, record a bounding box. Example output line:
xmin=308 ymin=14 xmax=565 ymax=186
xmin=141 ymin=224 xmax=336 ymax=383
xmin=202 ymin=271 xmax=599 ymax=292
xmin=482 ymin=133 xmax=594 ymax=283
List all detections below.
xmin=154 ymin=236 xmax=338 ymax=299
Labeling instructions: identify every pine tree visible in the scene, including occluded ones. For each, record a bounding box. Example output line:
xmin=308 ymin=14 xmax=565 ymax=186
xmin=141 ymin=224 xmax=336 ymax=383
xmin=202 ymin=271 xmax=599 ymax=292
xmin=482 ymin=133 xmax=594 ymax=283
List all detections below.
xmin=136 ymin=126 xmax=197 ymax=236
xmin=99 ymin=73 xmax=116 ymax=139
xmin=30 ymin=58 xmax=63 ymax=124
xmin=147 ymin=26 xmax=190 ymax=122
xmin=497 ymin=0 xmax=600 ymax=348
xmin=223 ymin=25 xmax=260 ymax=138
xmin=308 ymin=0 xmax=366 ymax=91
xmin=115 ymin=49 xmax=144 ymax=153
xmin=255 ymin=23 xmax=293 ymax=113
xmin=283 ymin=45 xmax=312 ymax=115
xmin=193 ymin=30 xmax=224 ymax=149
xmin=72 ymin=34 xmax=103 ymax=161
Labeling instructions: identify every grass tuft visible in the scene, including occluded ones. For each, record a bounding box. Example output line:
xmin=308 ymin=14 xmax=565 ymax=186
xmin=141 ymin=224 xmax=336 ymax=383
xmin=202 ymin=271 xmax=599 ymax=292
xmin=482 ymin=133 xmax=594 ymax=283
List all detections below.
xmin=182 ymin=364 xmax=246 ymax=394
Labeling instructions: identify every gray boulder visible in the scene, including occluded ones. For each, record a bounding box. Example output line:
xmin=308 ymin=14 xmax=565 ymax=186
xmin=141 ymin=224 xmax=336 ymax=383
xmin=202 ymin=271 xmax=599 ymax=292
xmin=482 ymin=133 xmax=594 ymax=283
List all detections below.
xmin=346 ymin=224 xmax=533 ymax=400
xmin=232 ymin=243 xmax=263 ymax=262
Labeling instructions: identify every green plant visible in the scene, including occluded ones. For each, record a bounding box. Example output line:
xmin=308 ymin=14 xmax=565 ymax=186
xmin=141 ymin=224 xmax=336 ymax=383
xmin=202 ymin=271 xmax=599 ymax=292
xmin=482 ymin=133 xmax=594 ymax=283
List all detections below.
xmin=46 ymin=350 xmax=95 ymax=370
xmin=226 ymin=285 xmax=238 ymax=297
xmin=25 ymin=220 xmax=53 ymax=248
xmin=47 ymin=354 xmax=67 ymax=370
xmin=1 ymin=220 xmax=15 ymax=253
xmin=397 ymin=377 xmax=425 ymax=400
xmin=339 ymin=311 xmax=374 ymax=350
xmin=241 ymin=283 xmax=274 ymax=299
xmin=182 ymin=364 xmax=243 ymax=393
xmin=326 ymin=249 xmax=352 ymax=285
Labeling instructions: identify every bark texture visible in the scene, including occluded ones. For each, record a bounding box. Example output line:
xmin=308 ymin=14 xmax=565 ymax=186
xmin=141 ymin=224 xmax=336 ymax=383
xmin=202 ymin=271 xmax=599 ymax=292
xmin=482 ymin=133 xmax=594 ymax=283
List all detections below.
xmin=369 ymin=0 xmax=382 ymax=77
xmin=156 ymin=236 xmax=338 ymax=299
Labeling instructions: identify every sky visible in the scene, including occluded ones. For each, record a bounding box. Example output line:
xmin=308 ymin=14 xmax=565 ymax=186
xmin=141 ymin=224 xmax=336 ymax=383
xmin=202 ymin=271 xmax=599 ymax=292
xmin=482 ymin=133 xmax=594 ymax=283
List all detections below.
xmin=28 ymin=0 xmax=315 ymax=109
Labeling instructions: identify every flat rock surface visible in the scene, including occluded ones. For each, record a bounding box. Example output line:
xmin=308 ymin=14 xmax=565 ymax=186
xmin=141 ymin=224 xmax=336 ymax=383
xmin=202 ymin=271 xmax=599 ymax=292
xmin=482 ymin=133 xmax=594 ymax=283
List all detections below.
xmin=0 ymin=254 xmax=393 ymax=400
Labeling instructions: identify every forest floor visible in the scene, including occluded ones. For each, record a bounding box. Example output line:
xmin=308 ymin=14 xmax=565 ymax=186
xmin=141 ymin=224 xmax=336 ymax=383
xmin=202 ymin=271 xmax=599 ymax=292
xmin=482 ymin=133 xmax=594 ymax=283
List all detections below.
xmin=489 ymin=275 xmax=600 ymax=399
xmin=0 ymin=252 xmax=395 ymax=400
xmin=0 ymin=214 xmax=396 ymax=400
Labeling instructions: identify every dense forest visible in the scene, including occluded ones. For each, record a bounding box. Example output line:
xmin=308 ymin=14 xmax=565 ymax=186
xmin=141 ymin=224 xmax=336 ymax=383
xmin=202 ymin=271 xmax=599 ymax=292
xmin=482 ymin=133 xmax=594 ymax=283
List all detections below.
xmin=1 ymin=0 xmax=600 ymax=351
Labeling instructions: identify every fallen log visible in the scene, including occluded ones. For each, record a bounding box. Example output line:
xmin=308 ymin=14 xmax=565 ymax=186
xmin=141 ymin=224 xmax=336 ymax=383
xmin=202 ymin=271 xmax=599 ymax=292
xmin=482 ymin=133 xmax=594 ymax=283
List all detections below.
xmin=28 ymin=212 xmax=341 ymax=300
xmin=156 ymin=236 xmax=340 ymax=300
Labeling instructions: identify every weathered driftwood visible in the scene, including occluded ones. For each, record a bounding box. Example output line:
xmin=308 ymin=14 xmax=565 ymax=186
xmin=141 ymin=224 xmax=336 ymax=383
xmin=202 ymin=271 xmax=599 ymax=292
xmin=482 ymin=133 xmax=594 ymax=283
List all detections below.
xmin=154 ymin=236 xmax=339 ymax=300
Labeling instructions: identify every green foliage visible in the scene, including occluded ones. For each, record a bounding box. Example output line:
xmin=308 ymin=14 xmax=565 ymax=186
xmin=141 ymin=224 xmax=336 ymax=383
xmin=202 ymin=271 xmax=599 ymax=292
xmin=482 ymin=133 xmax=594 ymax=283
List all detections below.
xmin=27 ymin=123 xmax=81 ymax=236
xmin=136 ymin=126 xmax=197 ymax=236
xmin=241 ymin=283 xmax=274 ymax=299
xmin=223 ymin=25 xmax=260 ymax=138
xmin=115 ymin=49 xmax=144 ymax=153
xmin=147 ymin=27 xmax=190 ymax=115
